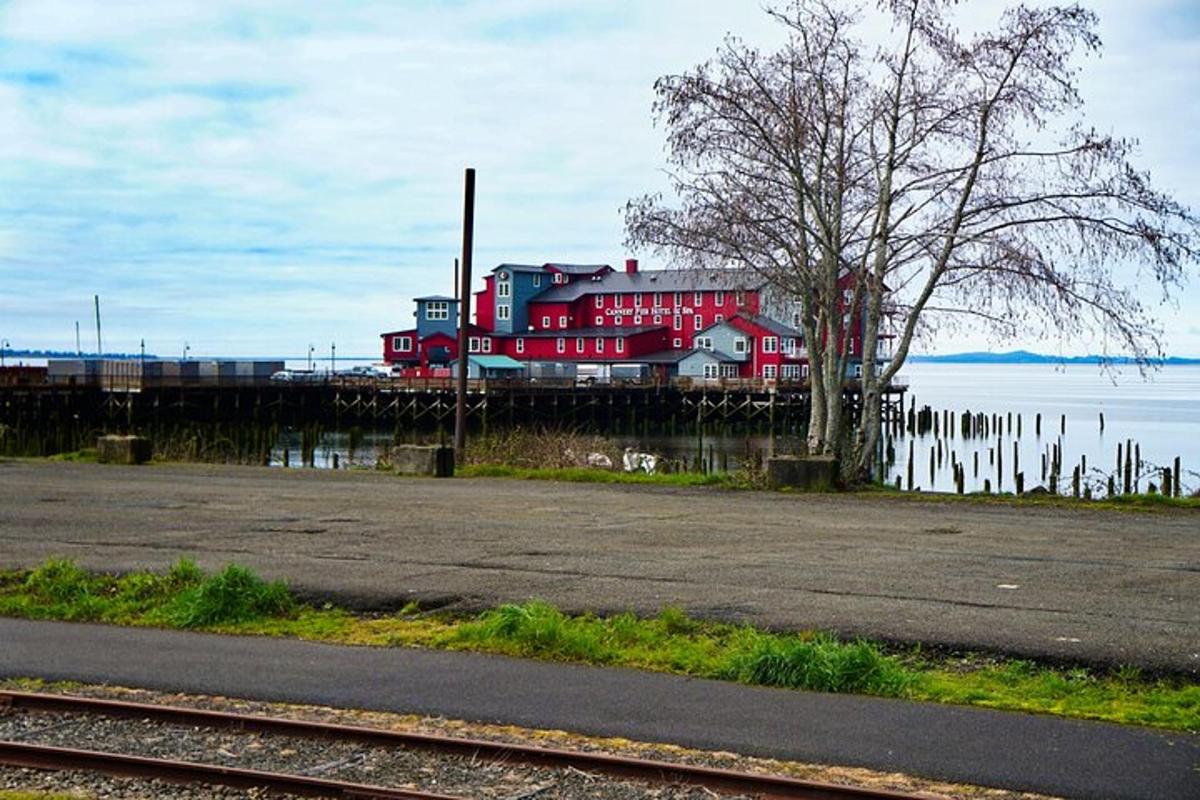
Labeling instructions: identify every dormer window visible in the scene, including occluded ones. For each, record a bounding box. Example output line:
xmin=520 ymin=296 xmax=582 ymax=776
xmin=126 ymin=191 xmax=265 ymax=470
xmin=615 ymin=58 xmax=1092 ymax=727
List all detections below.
xmin=426 ymin=301 xmax=449 ymax=320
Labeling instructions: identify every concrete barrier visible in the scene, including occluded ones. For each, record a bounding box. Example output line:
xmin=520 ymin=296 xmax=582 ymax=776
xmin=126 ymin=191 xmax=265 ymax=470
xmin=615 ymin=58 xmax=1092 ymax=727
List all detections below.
xmin=96 ymin=435 xmax=153 ymax=465
xmin=392 ymin=444 xmax=455 ymax=478
xmin=766 ymin=455 xmax=839 ymax=491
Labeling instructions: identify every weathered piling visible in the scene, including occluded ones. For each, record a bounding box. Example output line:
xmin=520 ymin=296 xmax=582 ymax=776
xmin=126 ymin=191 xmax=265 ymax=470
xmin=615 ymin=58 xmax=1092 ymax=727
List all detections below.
xmin=1072 ymin=466 xmax=1080 ymax=499
xmin=1016 ymin=472 xmax=1024 ymax=494
xmin=907 ymin=441 xmax=915 ymax=491
xmin=1174 ymin=456 xmax=1182 ymax=497
xmin=1163 ymin=467 xmax=1173 ymax=498
xmin=1123 ymin=440 xmax=1133 ymax=495
xmin=1036 ymin=413 xmax=1042 ymax=437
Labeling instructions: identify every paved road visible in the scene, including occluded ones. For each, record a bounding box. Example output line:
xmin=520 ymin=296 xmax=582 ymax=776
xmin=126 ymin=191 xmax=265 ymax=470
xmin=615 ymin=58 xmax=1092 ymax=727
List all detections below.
xmin=1 ymin=460 xmax=1198 ymax=674
xmin=2 ymin=618 xmax=1197 ymax=800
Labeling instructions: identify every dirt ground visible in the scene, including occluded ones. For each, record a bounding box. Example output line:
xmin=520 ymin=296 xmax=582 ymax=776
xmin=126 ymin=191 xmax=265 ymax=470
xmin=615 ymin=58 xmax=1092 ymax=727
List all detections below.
xmin=1 ymin=460 xmax=1197 ymax=674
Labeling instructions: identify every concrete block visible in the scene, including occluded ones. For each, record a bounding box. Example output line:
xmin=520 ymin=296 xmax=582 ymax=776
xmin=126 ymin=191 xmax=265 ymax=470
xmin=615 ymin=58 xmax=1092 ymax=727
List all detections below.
xmin=766 ymin=455 xmax=839 ymax=491
xmin=97 ymin=435 xmax=153 ymax=465
xmin=391 ymin=444 xmax=455 ymax=478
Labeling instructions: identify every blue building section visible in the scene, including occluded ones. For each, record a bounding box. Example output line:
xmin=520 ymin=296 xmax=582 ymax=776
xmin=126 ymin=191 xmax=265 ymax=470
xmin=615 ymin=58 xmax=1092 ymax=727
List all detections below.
xmin=414 ymin=296 xmax=459 ymax=339
xmin=491 ymin=265 xmax=549 ymax=334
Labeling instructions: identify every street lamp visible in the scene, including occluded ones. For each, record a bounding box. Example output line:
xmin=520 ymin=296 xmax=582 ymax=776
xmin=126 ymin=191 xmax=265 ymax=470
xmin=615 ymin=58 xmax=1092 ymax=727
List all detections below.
xmin=183 ymin=342 xmax=190 ymax=361
xmin=0 ymin=339 xmax=9 ymax=368
xmin=330 ymin=342 xmax=336 ymax=375
xmin=308 ymin=344 xmax=315 ymax=371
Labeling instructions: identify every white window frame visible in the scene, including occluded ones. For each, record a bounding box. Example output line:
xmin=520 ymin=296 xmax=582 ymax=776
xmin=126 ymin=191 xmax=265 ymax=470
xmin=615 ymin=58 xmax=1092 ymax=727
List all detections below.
xmin=615 ymin=338 xmax=625 ymax=354
xmin=762 ymin=364 xmax=778 ymax=379
xmin=468 ymin=336 xmax=481 ymax=353
xmin=782 ymin=338 xmax=795 ymax=355
xmin=854 ymin=363 xmax=863 ymax=377
xmin=703 ymin=363 xmax=718 ymax=379
xmin=595 ymin=316 xmax=604 ymax=325
xmin=553 ymin=272 xmax=565 ymax=284
xmin=614 ymin=295 xmax=623 ymax=308
xmin=426 ymin=301 xmax=449 ymax=320
xmin=633 ymin=315 xmax=642 ymax=326
xmin=497 ymin=304 xmax=510 ymax=321
xmin=693 ymin=314 xmax=702 ymax=330
xmin=693 ymin=291 xmax=703 ymax=306
xmin=673 ymin=337 xmax=682 ymax=348
xmin=615 ymin=316 xmax=623 ymax=326
xmin=542 ymin=315 xmax=551 ymax=328
xmin=653 ymin=314 xmax=662 ymax=325
xmin=673 ymin=315 xmax=682 ymax=331
xmin=720 ymin=364 xmax=738 ymax=378
xmin=532 ymin=274 xmax=541 ymax=287
xmin=733 ymin=337 xmax=747 ymax=354
xmin=763 ymin=336 xmax=778 ymax=354
xmin=516 ymin=338 xmax=525 ymax=354
xmin=482 ymin=338 xmax=492 ymax=353
xmin=576 ymin=337 xmax=585 ymax=353
xmin=696 ymin=336 xmax=713 ymax=350
xmin=498 ymin=282 xmax=510 ymax=298
xmin=394 ymin=335 xmax=412 ymax=352
xmin=595 ymin=295 xmax=604 ymax=308
xmin=653 ymin=292 xmax=662 ymax=306
xmin=715 ymin=313 xmax=724 ymax=323
xmin=559 ymin=315 xmax=568 ymax=328
xmin=556 ymin=337 xmax=565 ymax=354
xmin=596 ymin=338 xmax=605 ymax=354
xmin=801 ymin=364 xmax=810 ymax=378
xmin=715 ymin=291 xmax=725 ymax=305
xmin=674 ymin=292 xmax=682 ymax=306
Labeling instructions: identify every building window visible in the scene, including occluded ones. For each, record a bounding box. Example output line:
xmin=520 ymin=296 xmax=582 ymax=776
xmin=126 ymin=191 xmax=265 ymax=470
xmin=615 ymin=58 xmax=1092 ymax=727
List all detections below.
xmin=854 ymin=364 xmax=863 ymax=377
xmin=542 ymin=316 xmax=550 ymax=328
xmin=696 ymin=336 xmax=713 ymax=350
xmin=498 ymin=282 xmax=510 ymax=298
xmin=615 ymin=338 xmax=625 ymax=354
xmin=595 ymin=316 xmax=603 ymax=325
xmin=763 ymin=364 xmax=778 ymax=379
xmin=733 ymin=337 xmax=747 ymax=354
xmin=673 ymin=337 xmax=682 ymax=348
xmin=849 ymin=337 xmax=856 ymax=353
xmin=497 ymin=305 xmax=510 ymax=321
xmin=426 ymin=301 xmax=449 ymax=320
xmin=482 ymin=338 xmax=492 ymax=353
xmin=634 ymin=293 xmax=643 ymax=307
xmin=693 ymin=314 xmax=702 ymax=330
xmin=468 ymin=337 xmax=480 ymax=353
xmin=693 ymin=291 xmax=703 ymax=306
xmin=653 ymin=292 xmax=662 ymax=306
xmin=595 ymin=295 xmax=604 ymax=308
xmin=703 ymin=363 xmax=718 ymax=379
xmin=614 ymin=295 xmax=623 ymax=308
xmin=763 ymin=336 xmax=778 ymax=354
xmin=596 ymin=338 xmax=605 ymax=353
xmin=782 ymin=364 xmax=800 ymax=379
xmin=735 ymin=290 xmax=746 ymax=306
xmin=393 ymin=336 xmax=412 ymax=352
xmin=615 ymin=316 xmax=623 ymax=326
xmin=653 ymin=315 xmax=662 ymax=325
xmin=556 ymin=337 xmax=565 ymax=354
xmin=715 ymin=291 xmax=725 ymax=305
xmin=720 ymin=364 xmax=738 ymax=378
xmin=801 ymin=364 xmax=809 ymax=378
xmin=516 ymin=338 xmax=525 ymax=354
xmin=673 ymin=315 xmax=682 ymax=331
xmin=674 ymin=292 xmax=682 ymax=306
xmin=782 ymin=338 xmax=795 ymax=355
xmin=715 ymin=313 xmax=724 ymax=323
xmin=533 ymin=274 xmax=541 ymax=287
xmin=633 ymin=315 xmax=642 ymax=326
xmin=576 ymin=337 xmax=585 ymax=353
xmin=553 ymin=273 xmax=564 ymax=284
xmin=559 ymin=315 xmax=568 ymax=328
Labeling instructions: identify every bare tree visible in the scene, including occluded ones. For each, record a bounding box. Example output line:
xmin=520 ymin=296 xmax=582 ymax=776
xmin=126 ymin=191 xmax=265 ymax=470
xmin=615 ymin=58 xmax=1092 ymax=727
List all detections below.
xmin=627 ymin=0 xmax=1198 ymax=480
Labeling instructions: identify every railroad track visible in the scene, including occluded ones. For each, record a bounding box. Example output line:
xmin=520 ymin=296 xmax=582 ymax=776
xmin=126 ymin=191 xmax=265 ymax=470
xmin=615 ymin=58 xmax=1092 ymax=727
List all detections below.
xmin=0 ymin=690 xmax=928 ymax=799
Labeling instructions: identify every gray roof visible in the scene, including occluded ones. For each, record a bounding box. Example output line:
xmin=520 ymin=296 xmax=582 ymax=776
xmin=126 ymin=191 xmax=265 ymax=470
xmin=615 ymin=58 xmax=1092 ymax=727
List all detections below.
xmin=492 ymin=263 xmax=546 ymax=274
xmin=532 ymin=268 xmax=768 ymax=303
xmin=734 ymin=313 xmax=803 ymax=338
xmin=413 ymin=295 xmax=458 ymax=302
xmin=632 ymin=349 xmax=693 ymax=364
xmin=545 ymin=263 xmax=612 ymax=275
xmin=683 ymin=348 xmax=740 ymax=363
xmin=506 ymin=326 xmax=667 ymax=339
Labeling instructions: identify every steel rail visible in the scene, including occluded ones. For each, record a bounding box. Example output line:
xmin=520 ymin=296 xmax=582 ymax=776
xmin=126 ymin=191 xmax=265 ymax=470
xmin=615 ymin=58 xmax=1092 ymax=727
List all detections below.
xmin=0 ymin=690 xmax=931 ymax=800
xmin=0 ymin=740 xmax=464 ymax=799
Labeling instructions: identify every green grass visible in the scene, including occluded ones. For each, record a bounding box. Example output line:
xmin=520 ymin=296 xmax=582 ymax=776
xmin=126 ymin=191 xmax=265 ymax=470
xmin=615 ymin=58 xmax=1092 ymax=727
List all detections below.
xmin=457 ymin=463 xmax=740 ymax=487
xmin=45 ymin=447 xmax=98 ymax=463
xmin=0 ymin=792 xmax=89 ymax=800
xmin=1 ymin=560 xmax=1196 ymax=732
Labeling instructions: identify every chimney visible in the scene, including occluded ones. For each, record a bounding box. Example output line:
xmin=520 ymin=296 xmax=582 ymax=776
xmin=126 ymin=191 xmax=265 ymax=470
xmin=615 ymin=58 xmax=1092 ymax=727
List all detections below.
xmin=625 ymin=258 xmax=638 ymax=274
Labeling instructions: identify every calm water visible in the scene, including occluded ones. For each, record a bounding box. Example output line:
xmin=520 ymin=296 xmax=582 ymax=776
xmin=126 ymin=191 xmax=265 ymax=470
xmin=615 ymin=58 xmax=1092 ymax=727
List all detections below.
xmin=270 ymin=362 xmax=1200 ymax=496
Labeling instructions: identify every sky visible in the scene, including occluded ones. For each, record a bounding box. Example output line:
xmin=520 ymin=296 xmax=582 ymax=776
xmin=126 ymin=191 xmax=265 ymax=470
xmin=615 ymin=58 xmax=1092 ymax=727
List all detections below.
xmin=1 ymin=0 xmax=1197 ymax=359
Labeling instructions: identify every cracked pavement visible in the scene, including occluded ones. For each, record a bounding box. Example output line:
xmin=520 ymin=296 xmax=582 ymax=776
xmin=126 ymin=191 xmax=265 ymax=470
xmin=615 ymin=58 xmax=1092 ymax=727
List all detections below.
xmin=2 ymin=460 xmax=1197 ymax=674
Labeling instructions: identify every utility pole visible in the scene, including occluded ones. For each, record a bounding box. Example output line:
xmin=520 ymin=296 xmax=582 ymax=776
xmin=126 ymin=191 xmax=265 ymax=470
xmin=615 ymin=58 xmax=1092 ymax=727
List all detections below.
xmin=93 ymin=295 xmax=102 ymax=357
xmin=308 ymin=344 xmax=314 ymax=371
xmin=0 ymin=339 xmax=8 ymax=367
xmin=453 ymin=168 xmax=476 ymax=464
xmin=75 ymin=321 xmax=81 ymax=356
xmin=330 ymin=342 xmax=336 ymax=374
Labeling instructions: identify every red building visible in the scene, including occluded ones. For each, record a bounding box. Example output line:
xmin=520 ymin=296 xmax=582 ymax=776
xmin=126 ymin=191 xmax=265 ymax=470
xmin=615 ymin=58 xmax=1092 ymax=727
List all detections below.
xmin=383 ymin=259 xmax=872 ymax=380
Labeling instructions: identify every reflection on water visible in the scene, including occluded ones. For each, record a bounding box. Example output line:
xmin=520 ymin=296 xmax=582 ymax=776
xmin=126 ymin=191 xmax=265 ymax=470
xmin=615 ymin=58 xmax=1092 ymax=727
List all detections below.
xmin=267 ymin=363 xmax=1200 ymax=496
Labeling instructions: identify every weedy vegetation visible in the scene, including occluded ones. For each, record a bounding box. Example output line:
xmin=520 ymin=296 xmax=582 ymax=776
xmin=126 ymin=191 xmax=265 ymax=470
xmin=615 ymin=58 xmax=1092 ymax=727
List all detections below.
xmin=1 ymin=560 xmax=1196 ymax=732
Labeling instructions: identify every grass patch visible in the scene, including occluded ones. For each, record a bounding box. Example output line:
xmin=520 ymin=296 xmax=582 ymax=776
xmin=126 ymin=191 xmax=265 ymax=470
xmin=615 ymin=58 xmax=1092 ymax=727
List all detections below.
xmin=1 ymin=560 xmax=1196 ymax=732
xmin=45 ymin=448 xmax=98 ymax=463
xmin=0 ymin=792 xmax=89 ymax=800
xmin=457 ymin=464 xmax=736 ymax=487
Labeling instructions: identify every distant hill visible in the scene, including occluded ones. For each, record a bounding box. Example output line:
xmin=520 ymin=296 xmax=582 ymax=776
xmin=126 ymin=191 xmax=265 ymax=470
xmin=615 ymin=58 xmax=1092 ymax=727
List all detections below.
xmin=909 ymin=350 xmax=1200 ymax=365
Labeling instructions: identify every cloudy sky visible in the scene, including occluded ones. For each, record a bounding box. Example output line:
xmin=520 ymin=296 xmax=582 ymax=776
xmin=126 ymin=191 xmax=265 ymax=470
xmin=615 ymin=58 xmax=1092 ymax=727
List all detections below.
xmin=1 ymin=0 xmax=1197 ymax=359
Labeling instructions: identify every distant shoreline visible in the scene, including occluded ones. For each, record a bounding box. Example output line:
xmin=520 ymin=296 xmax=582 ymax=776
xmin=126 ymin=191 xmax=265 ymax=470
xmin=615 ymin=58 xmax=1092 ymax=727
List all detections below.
xmin=910 ymin=351 xmax=1200 ymax=366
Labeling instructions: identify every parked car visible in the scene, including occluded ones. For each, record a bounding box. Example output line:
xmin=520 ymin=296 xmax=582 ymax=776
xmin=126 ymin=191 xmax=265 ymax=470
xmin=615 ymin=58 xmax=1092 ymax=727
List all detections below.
xmin=270 ymin=369 xmax=325 ymax=383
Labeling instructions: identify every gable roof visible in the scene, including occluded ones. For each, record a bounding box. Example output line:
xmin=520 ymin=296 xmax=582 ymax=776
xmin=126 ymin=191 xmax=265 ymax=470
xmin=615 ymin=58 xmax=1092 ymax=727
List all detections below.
xmin=729 ymin=313 xmax=803 ymax=338
xmin=531 ymin=268 xmax=769 ymax=303
xmin=492 ymin=263 xmax=546 ymax=274
xmin=413 ymin=295 xmax=458 ymax=303
xmin=544 ymin=263 xmax=612 ymax=275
